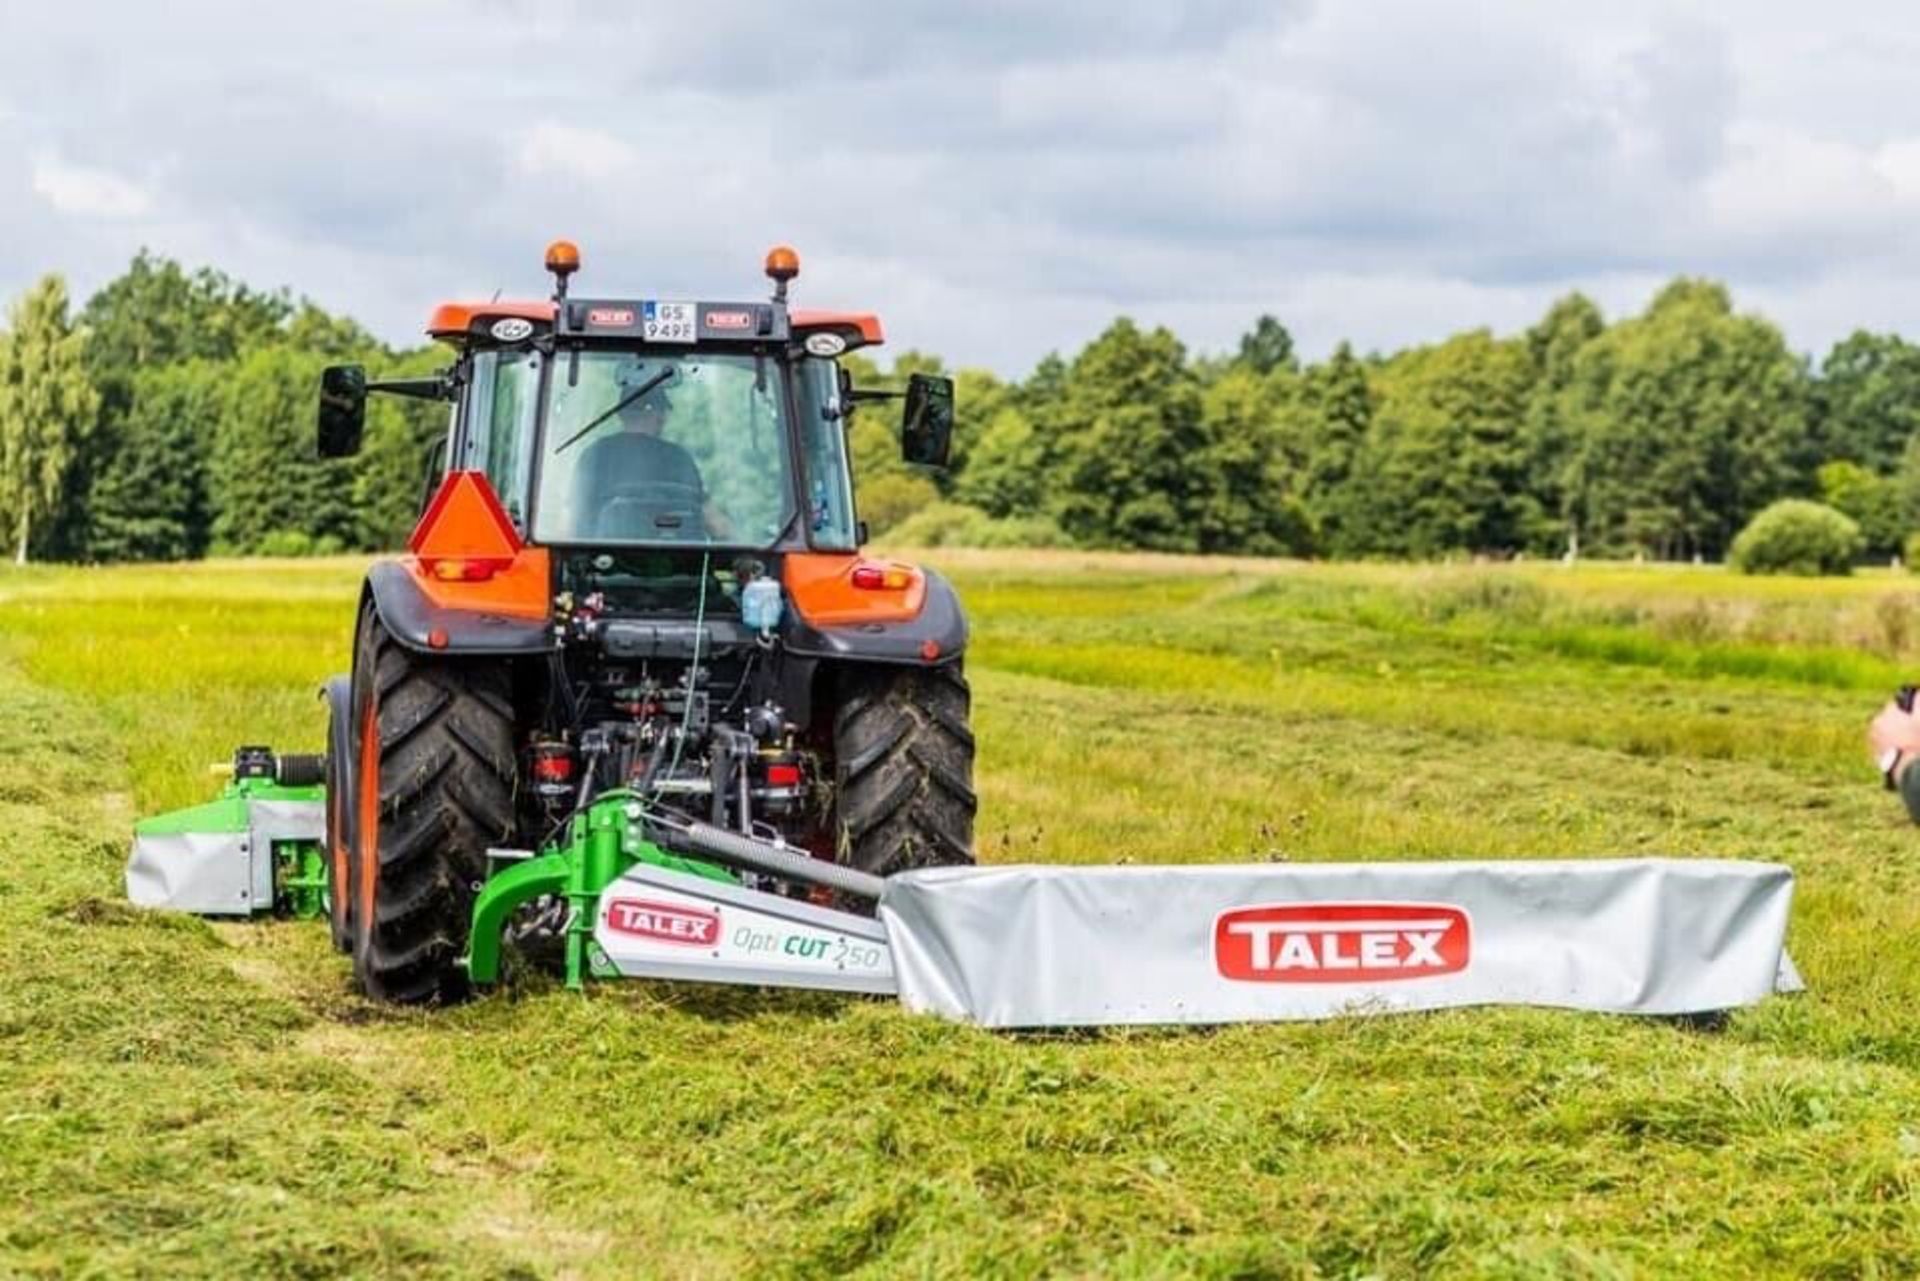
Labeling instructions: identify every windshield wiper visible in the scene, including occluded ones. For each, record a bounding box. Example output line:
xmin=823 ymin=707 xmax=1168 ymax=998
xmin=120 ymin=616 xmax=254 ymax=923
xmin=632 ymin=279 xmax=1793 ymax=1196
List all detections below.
xmin=552 ymin=368 xmax=672 ymax=455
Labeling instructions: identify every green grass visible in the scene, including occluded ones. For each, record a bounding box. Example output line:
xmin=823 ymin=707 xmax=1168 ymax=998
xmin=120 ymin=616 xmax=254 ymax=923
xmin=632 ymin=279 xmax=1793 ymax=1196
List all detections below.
xmin=4 ymin=552 xmax=1920 ymax=1277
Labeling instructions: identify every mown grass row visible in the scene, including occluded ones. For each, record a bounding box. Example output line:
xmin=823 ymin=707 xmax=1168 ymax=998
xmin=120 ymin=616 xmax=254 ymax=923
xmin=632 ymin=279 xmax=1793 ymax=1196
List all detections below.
xmin=3 ymin=553 xmax=1919 ymax=1276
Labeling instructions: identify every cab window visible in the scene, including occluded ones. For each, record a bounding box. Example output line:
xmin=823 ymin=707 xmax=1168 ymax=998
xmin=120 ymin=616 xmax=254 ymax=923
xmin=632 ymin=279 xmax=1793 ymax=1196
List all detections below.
xmin=462 ymin=348 xmax=542 ymax=529
xmin=794 ymin=356 xmax=858 ymax=550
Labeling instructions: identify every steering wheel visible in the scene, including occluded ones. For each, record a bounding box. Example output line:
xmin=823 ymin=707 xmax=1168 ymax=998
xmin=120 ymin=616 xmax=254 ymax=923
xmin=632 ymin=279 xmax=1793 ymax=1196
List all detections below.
xmin=594 ymin=481 xmax=705 ymax=537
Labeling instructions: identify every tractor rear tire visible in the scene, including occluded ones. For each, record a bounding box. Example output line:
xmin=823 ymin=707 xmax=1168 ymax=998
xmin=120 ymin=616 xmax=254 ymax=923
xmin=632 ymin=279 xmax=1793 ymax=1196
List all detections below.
xmin=322 ymin=675 xmax=355 ymax=954
xmin=832 ymin=663 xmax=976 ymax=879
xmin=350 ymin=609 xmax=517 ymax=1004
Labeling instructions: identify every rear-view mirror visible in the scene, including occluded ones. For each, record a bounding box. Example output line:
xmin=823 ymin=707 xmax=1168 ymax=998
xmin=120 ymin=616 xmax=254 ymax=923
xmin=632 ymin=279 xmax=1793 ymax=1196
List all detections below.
xmin=318 ymin=364 xmax=367 ymax=458
xmin=901 ymin=372 xmax=954 ymax=468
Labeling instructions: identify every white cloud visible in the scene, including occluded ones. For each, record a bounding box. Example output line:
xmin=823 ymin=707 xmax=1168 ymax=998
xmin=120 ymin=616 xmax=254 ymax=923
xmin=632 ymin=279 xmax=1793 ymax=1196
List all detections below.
xmin=1699 ymin=126 xmax=1915 ymax=257
xmin=511 ymin=124 xmax=640 ymax=184
xmin=1 ymin=2 xmax=1919 ymax=371
xmin=1872 ymin=140 xmax=1920 ymax=204
xmin=30 ymin=154 xmax=152 ymax=219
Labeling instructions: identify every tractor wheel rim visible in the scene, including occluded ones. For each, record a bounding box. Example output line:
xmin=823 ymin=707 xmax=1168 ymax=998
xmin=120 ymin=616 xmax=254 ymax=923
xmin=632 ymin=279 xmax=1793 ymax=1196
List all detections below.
xmin=356 ymin=697 xmax=380 ymax=936
xmin=330 ymin=800 xmax=349 ymax=926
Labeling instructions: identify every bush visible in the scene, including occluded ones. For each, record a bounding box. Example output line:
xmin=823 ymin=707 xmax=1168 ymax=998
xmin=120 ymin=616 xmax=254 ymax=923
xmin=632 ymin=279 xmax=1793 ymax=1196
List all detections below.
xmin=1904 ymin=531 xmax=1920 ymax=571
xmin=885 ymin=501 xmax=1073 ymax=549
xmin=1729 ymin=500 xmax=1863 ymax=576
xmin=883 ymin=501 xmax=991 ymax=547
xmin=856 ymin=472 xmax=941 ymax=536
xmin=973 ymin=514 xmax=1074 ymax=549
xmin=253 ymin=529 xmax=346 ymax=558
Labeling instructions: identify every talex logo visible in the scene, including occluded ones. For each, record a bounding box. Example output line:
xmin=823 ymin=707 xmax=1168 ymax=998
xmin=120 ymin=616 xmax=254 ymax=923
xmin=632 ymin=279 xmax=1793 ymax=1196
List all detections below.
xmin=1214 ymin=902 xmax=1470 ymax=983
xmin=587 ymin=307 xmax=635 ymax=327
xmin=704 ymin=309 xmax=752 ymax=330
xmin=605 ymin=898 xmax=719 ymax=946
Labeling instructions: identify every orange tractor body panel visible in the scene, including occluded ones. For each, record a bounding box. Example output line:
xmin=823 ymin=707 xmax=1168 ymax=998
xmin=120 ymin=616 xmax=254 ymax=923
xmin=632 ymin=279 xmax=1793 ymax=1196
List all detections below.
xmin=427 ymin=300 xmax=557 ymax=337
xmin=788 ymin=309 xmax=884 ymax=345
xmin=782 ymin=553 xmax=926 ymax=627
xmin=402 ymin=470 xmax=553 ymax=621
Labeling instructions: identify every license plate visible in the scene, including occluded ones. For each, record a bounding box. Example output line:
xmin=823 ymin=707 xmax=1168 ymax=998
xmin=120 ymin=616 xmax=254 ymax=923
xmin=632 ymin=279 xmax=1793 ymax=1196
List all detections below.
xmin=642 ymin=301 xmax=695 ymax=343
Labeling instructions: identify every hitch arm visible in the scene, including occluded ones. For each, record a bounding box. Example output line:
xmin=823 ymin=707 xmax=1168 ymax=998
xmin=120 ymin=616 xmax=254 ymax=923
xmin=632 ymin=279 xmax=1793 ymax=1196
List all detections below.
xmin=464 ymin=852 xmax=573 ymax=986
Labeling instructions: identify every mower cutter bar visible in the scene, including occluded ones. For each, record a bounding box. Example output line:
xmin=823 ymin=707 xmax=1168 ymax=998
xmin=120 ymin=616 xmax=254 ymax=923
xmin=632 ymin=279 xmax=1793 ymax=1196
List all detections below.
xmin=126 ymin=765 xmax=1806 ymax=1026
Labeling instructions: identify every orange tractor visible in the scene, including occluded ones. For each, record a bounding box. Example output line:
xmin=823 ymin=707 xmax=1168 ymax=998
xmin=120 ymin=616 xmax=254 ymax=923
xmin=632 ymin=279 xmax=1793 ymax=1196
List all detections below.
xmin=127 ymin=241 xmax=1803 ymax=1025
xmin=315 ymin=243 xmax=974 ymax=1002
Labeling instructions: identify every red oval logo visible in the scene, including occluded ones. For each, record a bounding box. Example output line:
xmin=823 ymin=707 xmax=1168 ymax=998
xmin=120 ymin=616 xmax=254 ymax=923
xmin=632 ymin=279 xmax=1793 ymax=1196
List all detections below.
xmin=1214 ymin=902 xmax=1470 ymax=982
xmin=587 ymin=307 xmax=635 ymax=327
xmin=704 ymin=309 xmax=752 ymax=330
xmin=605 ymin=897 xmax=719 ymax=946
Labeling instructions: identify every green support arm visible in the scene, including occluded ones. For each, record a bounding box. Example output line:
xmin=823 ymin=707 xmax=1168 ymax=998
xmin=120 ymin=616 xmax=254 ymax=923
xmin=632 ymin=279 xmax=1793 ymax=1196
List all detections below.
xmin=465 ymin=852 xmax=574 ymax=986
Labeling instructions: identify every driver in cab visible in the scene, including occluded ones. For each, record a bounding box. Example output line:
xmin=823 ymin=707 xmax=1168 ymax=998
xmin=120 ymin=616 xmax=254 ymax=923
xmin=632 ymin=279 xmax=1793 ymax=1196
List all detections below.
xmin=578 ymin=365 xmax=732 ymax=539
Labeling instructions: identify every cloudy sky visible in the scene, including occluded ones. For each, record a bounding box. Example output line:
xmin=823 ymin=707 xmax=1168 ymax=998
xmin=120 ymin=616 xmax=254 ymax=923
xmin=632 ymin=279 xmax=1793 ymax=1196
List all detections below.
xmin=2 ymin=2 xmax=1917 ymax=373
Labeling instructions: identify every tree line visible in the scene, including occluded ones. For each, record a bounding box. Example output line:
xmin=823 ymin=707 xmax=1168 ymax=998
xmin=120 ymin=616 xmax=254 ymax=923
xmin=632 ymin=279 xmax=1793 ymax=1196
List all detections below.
xmin=2 ymin=253 xmax=1918 ymax=564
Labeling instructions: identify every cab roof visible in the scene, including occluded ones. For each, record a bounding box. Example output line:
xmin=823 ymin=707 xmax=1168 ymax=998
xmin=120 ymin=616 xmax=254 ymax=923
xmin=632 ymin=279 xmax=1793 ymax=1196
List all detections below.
xmin=426 ymin=301 xmax=882 ymax=347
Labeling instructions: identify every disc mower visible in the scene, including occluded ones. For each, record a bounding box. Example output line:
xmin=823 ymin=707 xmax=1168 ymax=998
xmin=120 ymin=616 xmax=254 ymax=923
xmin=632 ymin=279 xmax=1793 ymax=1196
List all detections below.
xmin=125 ymin=245 xmax=1803 ymax=1027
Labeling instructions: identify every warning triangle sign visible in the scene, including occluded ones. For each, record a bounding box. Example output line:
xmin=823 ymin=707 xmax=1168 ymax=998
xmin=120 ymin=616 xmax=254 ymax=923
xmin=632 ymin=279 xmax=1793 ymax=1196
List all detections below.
xmin=409 ymin=470 xmax=524 ymax=562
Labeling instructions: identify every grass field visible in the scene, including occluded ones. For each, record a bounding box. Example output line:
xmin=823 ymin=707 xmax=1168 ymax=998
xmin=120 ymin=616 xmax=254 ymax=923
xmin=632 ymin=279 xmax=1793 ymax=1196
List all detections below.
xmin=4 ymin=551 xmax=1920 ymax=1277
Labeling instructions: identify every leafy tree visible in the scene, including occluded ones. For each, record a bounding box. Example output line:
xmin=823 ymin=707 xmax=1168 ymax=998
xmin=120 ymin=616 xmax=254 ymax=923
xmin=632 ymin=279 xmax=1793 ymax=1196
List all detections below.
xmin=15 ymin=249 xmax=1920 ymax=568
xmin=954 ymin=406 xmax=1048 ymax=518
xmin=208 ymin=347 xmax=357 ymax=553
xmin=948 ymin=366 xmax=1012 ymax=487
xmin=1559 ymin=278 xmax=1810 ymax=559
xmin=1343 ymin=330 xmax=1534 ymax=556
xmin=1234 ymin=314 xmax=1297 ymax=376
xmin=284 ymin=302 xmax=381 ymax=360
xmin=1815 ymin=460 xmax=1902 ymax=557
xmin=1288 ymin=343 xmax=1374 ymax=555
xmin=1021 ymin=351 xmax=1070 ymax=410
xmin=87 ymin=363 xmax=220 ymax=561
xmin=64 ymin=253 xmax=343 ymax=560
xmin=80 ymin=250 xmax=292 ymax=376
xmin=954 ymin=351 xmax=1073 ymax=520
xmin=1043 ymin=319 xmax=1210 ymax=551
xmin=1813 ymin=331 xmax=1920 ymax=473
xmin=1521 ymin=293 xmax=1605 ymax=553
xmin=0 ymin=276 xmax=99 ymax=563
xmin=1194 ymin=366 xmax=1314 ymax=555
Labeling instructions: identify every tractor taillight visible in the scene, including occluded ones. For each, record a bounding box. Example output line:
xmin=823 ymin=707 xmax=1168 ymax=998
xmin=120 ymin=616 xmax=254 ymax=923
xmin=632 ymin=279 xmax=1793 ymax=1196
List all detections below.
xmin=425 ymin=557 xmax=508 ymax=582
xmin=531 ymin=744 xmax=575 ymax=784
xmin=850 ymin=562 xmax=913 ymax=591
xmin=766 ymin=763 xmax=802 ymax=787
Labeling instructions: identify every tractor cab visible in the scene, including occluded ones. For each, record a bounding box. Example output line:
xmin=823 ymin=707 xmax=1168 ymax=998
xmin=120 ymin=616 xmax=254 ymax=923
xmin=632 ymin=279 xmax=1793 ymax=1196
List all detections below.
xmin=318 ymin=243 xmax=954 ymax=561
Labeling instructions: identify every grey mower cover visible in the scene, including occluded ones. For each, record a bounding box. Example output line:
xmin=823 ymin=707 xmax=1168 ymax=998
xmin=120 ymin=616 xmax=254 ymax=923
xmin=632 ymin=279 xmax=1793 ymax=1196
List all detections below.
xmin=878 ymin=858 xmax=1800 ymax=1028
xmin=127 ymin=798 xmax=325 ymax=917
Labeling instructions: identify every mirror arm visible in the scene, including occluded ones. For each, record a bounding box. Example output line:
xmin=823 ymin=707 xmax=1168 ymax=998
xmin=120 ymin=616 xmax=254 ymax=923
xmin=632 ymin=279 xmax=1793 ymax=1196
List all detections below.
xmin=846 ymin=387 xmax=905 ymax=404
xmin=368 ymin=375 xmax=455 ymax=402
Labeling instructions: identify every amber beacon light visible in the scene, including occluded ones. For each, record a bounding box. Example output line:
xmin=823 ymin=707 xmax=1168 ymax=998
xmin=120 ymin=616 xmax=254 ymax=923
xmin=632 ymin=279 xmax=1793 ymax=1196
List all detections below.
xmin=764 ymin=244 xmax=800 ymax=301
xmin=545 ymin=239 xmax=581 ymax=299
